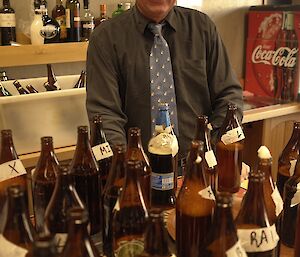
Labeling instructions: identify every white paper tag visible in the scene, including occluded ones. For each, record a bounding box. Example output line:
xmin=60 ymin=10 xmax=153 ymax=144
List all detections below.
xmin=221 ymin=127 xmax=245 ymax=145
xmin=55 ymin=233 xmax=68 ymax=249
xmin=289 ymin=160 xmax=297 ymax=176
xmin=0 ymin=159 xmax=27 ymax=183
xmin=291 ymin=183 xmax=300 ymax=207
xmin=237 ymin=224 xmax=279 ymax=252
xmin=205 ymin=150 xmax=217 ymax=168
xmin=271 ymin=186 xmax=283 ymax=216
xmin=0 ymin=234 xmax=27 ymax=257
xmin=226 ymin=240 xmax=248 ymax=257
xmin=92 ymin=142 xmax=113 ymax=161
xmin=198 ymin=186 xmax=215 ymax=201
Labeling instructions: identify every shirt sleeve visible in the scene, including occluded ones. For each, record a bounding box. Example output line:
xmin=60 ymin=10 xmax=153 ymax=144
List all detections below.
xmin=86 ymin=33 xmax=127 ymax=146
xmin=205 ymin=17 xmax=244 ymax=134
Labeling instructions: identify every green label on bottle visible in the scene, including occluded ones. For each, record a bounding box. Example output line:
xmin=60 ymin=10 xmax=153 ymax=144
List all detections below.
xmin=115 ymin=239 xmax=144 ymax=257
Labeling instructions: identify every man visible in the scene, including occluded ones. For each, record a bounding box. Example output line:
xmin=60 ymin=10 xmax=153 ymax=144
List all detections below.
xmin=86 ymin=0 xmax=243 ymax=157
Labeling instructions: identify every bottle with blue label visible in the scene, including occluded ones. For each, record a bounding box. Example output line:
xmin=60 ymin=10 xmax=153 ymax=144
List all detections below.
xmin=148 ymin=103 xmax=178 ymax=210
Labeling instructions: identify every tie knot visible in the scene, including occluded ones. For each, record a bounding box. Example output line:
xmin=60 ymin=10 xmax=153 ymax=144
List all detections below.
xmin=148 ymin=23 xmax=164 ymax=36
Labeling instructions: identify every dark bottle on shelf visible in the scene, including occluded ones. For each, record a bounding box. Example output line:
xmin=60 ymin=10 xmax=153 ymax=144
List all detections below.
xmin=81 ymin=0 xmax=94 ymax=42
xmin=281 ymin=156 xmax=300 ymax=248
xmin=113 ymin=160 xmax=148 ymax=257
xmin=41 ymin=7 xmax=60 ymax=44
xmin=204 ymin=192 xmax=247 ymax=257
xmin=44 ymin=165 xmax=84 ymax=251
xmin=60 ymin=207 xmax=102 ymax=257
xmin=112 ymin=3 xmax=124 ymax=17
xmin=32 ymin=136 xmax=59 ymax=233
xmin=194 ymin=115 xmax=217 ymax=192
xmin=277 ymin=121 xmax=300 ymax=196
xmin=0 ymin=70 xmax=8 ymax=81
xmin=2 ymin=185 xmax=35 ymax=255
xmin=235 ymin=168 xmax=279 ymax=257
xmin=46 ymin=64 xmax=61 ymax=90
xmin=0 ymin=129 xmax=27 ymax=212
xmin=176 ymin=140 xmax=215 ymax=257
xmin=90 ymin=114 xmax=113 ymax=188
xmin=0 ymin=81 xmax=11 ymax=96
xmin=94 ymin=4 xmax=108 ymax=27
xmin=70 ymin=126 xmax=102 ymax=236
xmin=13 ymin=80 xmax=30 ymax=94
xmin=216 ymin=103 xmax=244 ymax=193
xmin=26 ymin=84 xmax=39 ymax=93
xmin=73 ymin=70 xmax=86 ymax=88
xmin=295 ymin=198 xmax=300 ymax=257
xmin=128 ymin=127 xmax=151 ymax=206
xmin=66 ymin=0 xmax=81 ymax=42
xmin=26 ymin=235 xmax=58 ymax=257
xmin=102 ymin=144 xmax=126 ymax=257
xmin=52 ymin=0 xmax=67 ymax=42
xmin=138 ymin=209 xmax=174 ymax=257
xmin=148 ymin=104 xmax=178 ymax=210
xmin=0 ymin=0 xmax=16 ymax=46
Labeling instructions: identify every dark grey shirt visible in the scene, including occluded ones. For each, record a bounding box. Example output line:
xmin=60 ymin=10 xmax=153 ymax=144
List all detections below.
xmin=86 ymin=5 xmax=243 ymax=157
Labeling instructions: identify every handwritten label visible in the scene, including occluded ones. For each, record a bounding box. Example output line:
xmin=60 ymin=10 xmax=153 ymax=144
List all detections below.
xmin=198 ymin=186 xmax=215 ymax=201
xmin=0 ymin=159 xmax=26 ymax=183
xmin=237 ymin=224 xmax=279 ymax=252
xmin=0 ymin=235 xmax=27 ymax=257
xmin=291 ymin=182 xmax=300 ymax=207
xmin=221 ymin=127 xmax=245 ymax=145
xmin=205 ymin=150 xmax=217 ymax=168
xmin=92 ymin=142 xmax=113 ymax=161
xmin=289 ymin=160 xmax=297 ymax=176
xmin=226 ymin=240 xmax=248 ymax=257
xmin=271 ymin=186 xmax=283 ymax=216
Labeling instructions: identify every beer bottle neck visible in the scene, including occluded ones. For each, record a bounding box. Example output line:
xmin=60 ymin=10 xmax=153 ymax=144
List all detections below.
xmin=90 ymin=121 xmax=107 ymax=145
xmin=3 ymin=0 xmax=11 ymax=8
xmin=0 ymin=132 xmax=18 ymax=163
xmin=67 ymin=222 xmax=89 ymax=244
xmin=258 ymin=158 xmax=275 ymax=186
xmin=194 ymin=117 xmax=212 ymax=151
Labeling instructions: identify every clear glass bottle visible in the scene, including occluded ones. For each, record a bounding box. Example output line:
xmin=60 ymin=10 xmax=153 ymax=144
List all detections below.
xmin=81 ymin=0 xmax=94 ymax=42
xmin=0 ymin=0 xmax=16 ymax=45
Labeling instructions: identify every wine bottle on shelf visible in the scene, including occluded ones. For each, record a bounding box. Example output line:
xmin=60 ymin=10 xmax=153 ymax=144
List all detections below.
xmin=52 ymin=0 xmax=67 ymax=42
xmin=81 ymin=0 xmax=94 ymax=42
xmin=31 ymin=2 xmax=44 ymax=45
xmin=0 ymin=81 xmax=11 ymax=96
xmin=66 ymin=0 xmax=81 ymax=42
xmin=26 ymin=84 xmax=39 ymax=93
xmin=13 ymin=80 xmax=30 ymax=94
xmin=0 ymin=0 xmax=16 ymax=46
xmin=0 ymin=70 xmax=8 ymax=81
xmin=95 ymin=4 xmax=108 ymax=27
xmin=41 ymin=6 xmax=60 ymax=44
xmin=73 ymin=70 xmax=86 ymax=88
xmin=46 ymin=64 xmax=61 ymax=90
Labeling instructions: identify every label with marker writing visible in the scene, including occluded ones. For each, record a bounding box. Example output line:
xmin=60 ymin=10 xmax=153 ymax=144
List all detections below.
xmin=0 ymin=159 xmax=26 ymax=183
xmin=199 ymin=186 xmax=215 ymax=201
xmin=226 ymin=240 xmax=247 ymax=257
xmin=205 ymin=150 xmax=217 ymax=168
xmin=237 ymin=224 xmax=279 ymax=252
xmin=221 ymin=127 xmax=245 ymax=145
xmin=92 ymin=142 xmax=113 ymax=161
xmin=271 ymin=186 xmax=283 ymax=216
xmin=0 ymin=235 xmax=27 ymax=257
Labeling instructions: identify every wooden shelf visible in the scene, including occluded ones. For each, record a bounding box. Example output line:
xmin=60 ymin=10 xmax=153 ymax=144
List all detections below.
xmin=0 ymin=42 xmax=88 ymax=67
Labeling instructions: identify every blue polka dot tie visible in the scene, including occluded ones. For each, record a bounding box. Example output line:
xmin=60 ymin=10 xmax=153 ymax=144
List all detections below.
xmin=149 ymin=23 xmax=179 ymax=136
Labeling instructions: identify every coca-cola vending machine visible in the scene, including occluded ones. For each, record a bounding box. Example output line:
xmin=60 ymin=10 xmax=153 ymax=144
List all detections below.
xmin=245 ymin=5 xmax=300 ymax=103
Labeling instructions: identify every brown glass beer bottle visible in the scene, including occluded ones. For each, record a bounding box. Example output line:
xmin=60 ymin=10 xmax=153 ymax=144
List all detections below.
xmin=277 ymin=121 xmax=300 ymax=196
xmin=1 ymin=185 xmax=35 ymax=255
xmin=90 ymin=114 xmax=113 ymax=188
xmin=13 ymin=80 xmax=30 ymax=94
xmin=103 ymin=144 xmax=126 ymax=257
xmin=281 ymin=155 xmax=300 ymax=247
xmin=73 ymin=70 xmax=86 ymax=88
xmin=44 ymin=165 xmax=84 ymax=250
xmin=235 ymin=168 xmax=279 ymax=257
xmin=26 ymin=235 xmax=58 ymax=257
xmin=128 ymin=127 xmax=151 ymax=205
xmin=216 ymin=103 xmax=244 ymax=193
xmin=204 ymin=192 xmax=247 ymax=257
xmin=112 ymin=160 xmax=148 ymax=257
xmin=0 ymin=129 xmax=27 ymax=211
xmin=176 ymin=140 xmax=215 ymax=257
xmin=194 ymin=115 xmax=217 ymax=192
xmin=61 ymin=207 xmax=102 ymax=257
xmin=70 ymin=126 xmax=103 ymax=236
xmin=138 ymin=209 xmax=174 ymax=257
xmin=26 ymin=85 xmax=39 ymax=93
xmin=294 ymin=196 xmax=300 ymax=257
xmin=46 ymin=64 xmax=61 ymax=90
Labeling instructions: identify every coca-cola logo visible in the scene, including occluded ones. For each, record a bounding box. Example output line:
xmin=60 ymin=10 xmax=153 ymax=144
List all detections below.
xmin=251 ymin=45 xmax=298 ymax=68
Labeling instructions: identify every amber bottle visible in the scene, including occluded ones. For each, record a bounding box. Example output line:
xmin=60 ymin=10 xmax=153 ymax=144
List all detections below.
xmin=194 ymin=115 xmax=217 ymax=192
xmin=277 ymin=121 xmax=300 ymax=196
xmin=204 ymin=192 xmax=247 ymax=257
xmin=0 ymin=129 xmax=27 ymax=211
xmin=128 ymin=127 xmax=151 ymax=205
xmin=90 ymin=114 xmax=113 ymax=188
xmin=44 ymin=165 xmax=84 ymax=250
xmin=73 ymin=70 xmax=86 ymax=88
xmin=26 ymin=84 xmax=39 ymax=93
xmin=281 ymin=155 xmax=300 ymax=247
xmin=176 ymin=140 xmax=215 ymax=257
xmin=32 ymin=136 xmax=59 ymax=233
xmin=216 ymin=103 xmax=244 ymax=193
xmin=138 ymin=209 xmax=174 ymax=257
xmin=235 ymin=168 xmax=279 ymax=257
xmin=46 ymin=64 xmax=61 ymax=90
xmin=113 ymin=160 xmax=148 ymax=257
xmin=26 ymin=235 xmax=58 ymax=257
xmin=13 ymin=80 xmax=30 ymax=94
xmin=70 ymin=125 xmax=102 ymax=236
xmin=61 ymin=207 xmax=102 ymax=257
xmin=102 ymin=144 xmax=126 ymax=257
xmin=294 ymin=198 xmax=300 ymax=257
xmin=2 ymin=185 xmax=35 ymax=255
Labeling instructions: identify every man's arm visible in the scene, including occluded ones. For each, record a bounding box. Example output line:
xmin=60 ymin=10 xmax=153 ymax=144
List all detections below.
xmin=86 ymin=33 xmax=127 ymax=146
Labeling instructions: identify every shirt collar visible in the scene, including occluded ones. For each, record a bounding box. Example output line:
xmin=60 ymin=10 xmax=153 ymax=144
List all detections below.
xmin=133 ymin=5 xmax=177 ymax=35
